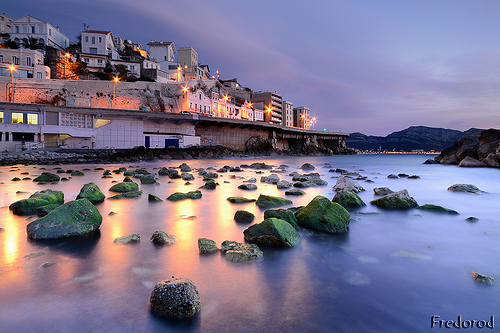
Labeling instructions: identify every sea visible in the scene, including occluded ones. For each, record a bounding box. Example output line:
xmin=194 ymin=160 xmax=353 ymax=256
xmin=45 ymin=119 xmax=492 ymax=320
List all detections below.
xmin=0 ymin=154 xmax=498 ymax=333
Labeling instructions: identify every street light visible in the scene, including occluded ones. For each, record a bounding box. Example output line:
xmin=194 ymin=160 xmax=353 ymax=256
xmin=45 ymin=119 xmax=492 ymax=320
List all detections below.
xmin=64 ymin=52 xmax=71 ymax=79
xmin=113 ymin=76 xmax=120 ymax=107
xmin=266 ymin=106 xmax=273 ymax=123
xmin=311 ymin=116 xmax=317 ymax=130
xmin=9 ymin=64 xmax=16 ymax=102
xmin=300 ymin=114 xmax=305 ymax=129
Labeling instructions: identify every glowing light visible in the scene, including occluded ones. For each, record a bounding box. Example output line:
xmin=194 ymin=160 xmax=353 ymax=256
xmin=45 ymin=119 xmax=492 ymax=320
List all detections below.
xmin=182 ymin=85 xmax=188 ymax=93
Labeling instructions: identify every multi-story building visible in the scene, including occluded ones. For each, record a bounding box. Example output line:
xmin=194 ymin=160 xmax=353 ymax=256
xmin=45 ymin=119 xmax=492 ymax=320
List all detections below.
xmin=80 ymin=30 xmax=119 ymax=71
xmin=221 ymin=78 xmax=252 ymax=101
xmin=282 ymin=100 xmax=293 ymax=127
xmin=293 ymin=106 xmax=310 ymax=129
xmin=251 ymin=91 xmax=283 ymax=125
xmin=9 ymin=15 xmax=69 ymax=51
xmin=178 ymin=47 xmax=207 ymax=80
xmin=0 ymin=48 xmax=50 ymax=80
xmin=148 ymin=41 xmax=176 ymax=63
xmin=0 ymin=13 xmax=12 ymax=41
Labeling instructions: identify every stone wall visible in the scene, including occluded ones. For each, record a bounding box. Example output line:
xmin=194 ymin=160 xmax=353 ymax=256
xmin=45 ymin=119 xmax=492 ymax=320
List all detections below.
xmin=195 ymin=125 xmax=270 ymax=150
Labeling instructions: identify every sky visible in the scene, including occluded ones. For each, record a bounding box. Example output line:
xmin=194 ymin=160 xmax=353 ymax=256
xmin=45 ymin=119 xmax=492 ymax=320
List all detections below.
xmin=3 ymin=0 xmax=500 ymax=136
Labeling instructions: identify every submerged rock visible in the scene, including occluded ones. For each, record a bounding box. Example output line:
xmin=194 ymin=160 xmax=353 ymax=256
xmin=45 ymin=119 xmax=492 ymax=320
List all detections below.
xmin=285 ymin=189 xmax=305 ymax=196
xmin=243 ymin=218 xmax=301 ymax=247
xmin=295 ymin=195 xmax=350 ymax=233
xmin=234 ymin=210 xmax=255 ymax=223
xmin=373 ymin=187 xmax=394 ymax=196
xmin=447 ymin=184 xmax=484 ymax=194
xmin=260 ymin=174 xmax=280 ymax=184
xmin=301 ymin=163 xmax=315 ymax=170
xmin=114 ymin=234 xmax=140 ymax=244
xmin=276 ymin=180 xmax=292 ymax=189
xmin=9 ymin=189 xmax=64 ymax=215
xmin=150 ymin=231 xmax=176 ymax=245
xmin=332 ymin=190 xmax=366 ymax=209
xmin=238 ymin=183 xmax=257 ymax=190
xmin=108 ymin=191 xmax=142 ymax=199
xmin=140 ymin=173 xmax=158 ymax=184
xmin=221 ymin=240 xmax=263 ymax=262
xmin=263 ymin=208 xmax=299 ymax=229
xmin=148 ymin=194 xmax=163 ymax=202
xmin=226 ymin=197 xmax=256 ymax=203
xmin=255 ymin=194 xmax=292 ymax=208
xmin=77 ymin=182 xmax=105 ymax=204
xmin=199 ymin=180 xmax=218 ymax=189
xmin=33 ymin=172 xmax=60 ymax=182
xmin=149 ymin=277 xmax=201 ymax=319
xmin=109 ymin=182 xmax=139 ymax=193
xmin=198 ymin=238 xmax=219 ymax=254
xmin=167 ymin=190 xmax=202 ymax=201
xmin=26 ymin=199 xmax=102 ymax=239
xmin=370 ymin=189 xmax=418 ymax=209
xmin=332 ymin=176 xmax=364 ymax=193
xmin=416 ymin=204 xmax=459 ymax=215
xmin=471 ymin=271 xmax=494 ymax=285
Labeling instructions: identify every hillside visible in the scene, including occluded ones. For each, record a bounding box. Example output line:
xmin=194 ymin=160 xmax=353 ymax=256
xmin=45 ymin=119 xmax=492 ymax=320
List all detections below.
xmin=346 ymin=126 xmax=483 ymax=151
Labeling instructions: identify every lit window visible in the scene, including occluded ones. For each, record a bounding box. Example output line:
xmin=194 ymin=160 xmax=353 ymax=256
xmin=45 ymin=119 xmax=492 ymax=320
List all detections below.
xmin=27 ymin=113 xmax=38 ymax=124
xmin=11 ymin=112 xmax=24 ymax=124
xmin=0 ymin=112 xmax=3 ymax=123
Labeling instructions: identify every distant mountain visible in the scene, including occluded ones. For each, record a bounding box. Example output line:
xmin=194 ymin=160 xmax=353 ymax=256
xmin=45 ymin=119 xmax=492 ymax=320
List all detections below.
xmin=346 ymin=126 xmax=484 ymax=151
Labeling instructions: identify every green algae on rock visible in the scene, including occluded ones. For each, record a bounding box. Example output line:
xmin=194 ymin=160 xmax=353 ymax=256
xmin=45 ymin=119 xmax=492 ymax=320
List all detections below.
xmin=109 ymin=181 xmax=139 ymax=193
xmin=255 ymin=194 xmax=292 ymax=208
xmin=77 ymin=182 xmax=105 ymax=204
xmin=243 ymin=218 xmax=301 ymax=247
xmin=332 ymin=190 xmax=366 ymax=210
xmin=9 ymin=189 xmax=64 ymax=215
xmin=370 ymin=189 xmax=418 ymax=209
xmin=295 ymin=195 xmax=350 ymax=233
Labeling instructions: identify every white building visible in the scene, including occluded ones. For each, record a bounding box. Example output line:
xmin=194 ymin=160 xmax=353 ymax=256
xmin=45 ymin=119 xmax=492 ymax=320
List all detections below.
xmin=294 ymin=106 xmax=310 ymax=129
xmin=81 ymin=30 xmax=118 ymax=61
xmin=282 ymin=100 xmax=294 ymax=127
xmin=0 ymin=13 xmax=12 ymax=37
xmin=10 ymin=15 xmax=69 ymax=51
xmin=148 ymin=41 xmax=176 ymax=63
xmin=0 ymin=48 xmax=50 ymax=81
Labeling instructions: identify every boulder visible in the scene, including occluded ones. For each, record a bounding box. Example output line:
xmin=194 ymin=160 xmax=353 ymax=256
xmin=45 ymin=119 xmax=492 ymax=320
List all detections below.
xmin=332 ymin=176 xmax=365 ymax=193
xmin=456 ymin=134 xmax=480 ymax=160
xmin=9 ymin=189 xmax=64 ymax=215
xmin=179 ymin=163 xmax=192 ymax=172
xmin=205 ymin=172 xmax=219 ymax=179
xmin=181 ymin=173 xmax=195 ymax=181
xmin=36 ymin=204 xmax=59 ymax=217
xmin=26 ymin=199 xmax=102 ymax=239
xmin=260 ymin=174 xmax=280 ymax=184
xmin=32 ymin=172 xmax=60 ymax=182
xmin=477 ymin=140 xmax=500 ymax=160
xmin=140 ymin=174 xmax=158 ymax=184
xmin=483 ymin=153 xmax=500 ymax=167
xmin=447 ymin=184 xmax=484 ymax=194
xmin=108 ymin=191 xmax=143 ymax=199
xmin=198 ymin=238 xmax=219 ymax=254
xmin=150 ymin=231 xmax=176 ymax=244
xmin=300 ymin=163 xmax=315 ymax=171
xmin=226 ymin=197 xmax=256 ymax=203
xmin=234 ymin=210 xmax=255 ymax=223
xmin=220 ymin=240 xmax=263 ymax=262
xmin=149 ymin=277 xmax=201 ymax=319
xmin=255 ymin=194 xmax=292 ymax=208
xmin=276 ymin=180 xmax=292 ymax=189
xmin=71 ymin=170 xmax=85 ymax=176
xmin=423 ymin=159 xmax=439 ymax=164
xmin=238 ymin=183 xmax=257 ymax=190
xmin=440 ymin=154 xmax=460 ymax=165
xmin=416 ymin=204 xmax=459 ymax=215
xmin=332 ymin=190 xmax=366 ymax=209
xmin=167 ymin=190 xmax=202 ymax=201
xmin=471 ymin=271 xmax=494 ymax=285
xmin=245 ymin=177 xmax=257 ymax=183
xmin=295 ymin=196 xmax=350 ymax=233
xmin=109 ymin=182 xmax=139 ymax=193
xmin=458 ymin=156 xmax=488 ymax=167
xmin=285 ymin=189 xmax=305 ymax=196
xmin=387 ymin=174 xmax=399 ymax=179
xmin=199 ymin=180 xmax=217 ymax=189
xmin=148 ymin=194 xmax=163 ymax=202
xmin=263 ymin=208 xmax=299 ymax=229
xmin=76 ymin=183 xmax=105 ymax=204
xmin=293 ymin=181 xmax=311 ymax=188
xmin=370 ymin=189 xmax=418 ymax=209
xmin=114 ymin=234 xmax=140 ymax=244
xmin=373 ymin=187 xmax=394 ymax=196
xmin=243 ymin=218 xmax=301 ymax=247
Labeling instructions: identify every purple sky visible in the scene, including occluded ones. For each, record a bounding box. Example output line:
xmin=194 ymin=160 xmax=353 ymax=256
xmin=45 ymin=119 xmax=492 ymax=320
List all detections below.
xmin=4 ymin=0 xmax=500 ymax=135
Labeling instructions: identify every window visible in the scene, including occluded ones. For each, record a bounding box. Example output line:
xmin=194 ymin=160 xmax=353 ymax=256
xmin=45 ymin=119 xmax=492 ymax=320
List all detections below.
xmin=49 ymin=28 xmax=51 ymax=36
xmin=0 ymin=112 xmax=3 ymax=123
xmin=91 ymin=36 xmax=95 ymax=44
xmin=37 ymin=72 xmax=42 ymax=79
xmin=11 ymin=112 xmax=24 ymax=124
xmin=27 ymin=71 xmax=33 ymax=78
xmin=26 ymin=57 xmax=32 ymax=67
xmin=31 ymin=26 xmax=35 ymax=33
xmin=85 ymin=36 xmax=88 ymax=42
xmin=12 ymin=56 xmax=19 ymax=65
xmin=83 ymin=58 xmax=89 ymax=63
xmin=97 ymin=59 xmax=103 ymax=65
xmin=0 ymin=55 xmax=3 ymax=63
xmin=199 ymin=94 xmax=201 ymax=100
xmin=15 ymin=26 xmax=19 ymax=33
xmin=98 ymin=37 xmax=102 ymax=43
xmin=27 ymin=113 xmax=38 ymax=124
xmin=89 ymin=47 xmax=97 ymax=54
xmin=130 ymin=65 xmax=135 ymax=72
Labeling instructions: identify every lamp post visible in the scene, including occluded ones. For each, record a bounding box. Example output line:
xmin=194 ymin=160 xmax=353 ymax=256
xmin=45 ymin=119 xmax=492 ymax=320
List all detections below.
xmin=266 ymin=106 xmax=273 ymax=123
xmin=181 ymin=85 xmax=188 ymax=111
xmin=64 ymin=52 xmax=71 ymax=79
xmin=9 ymin=64 xmax=16 ymax=102
xmin=311 ymin=116 xmax=317 ymax=130
xmin=113 ymin=76 xmax=120 ymax=107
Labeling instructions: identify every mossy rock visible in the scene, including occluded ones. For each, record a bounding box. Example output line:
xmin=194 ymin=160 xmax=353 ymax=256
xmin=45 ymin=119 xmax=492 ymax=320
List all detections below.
xmin=295 ymin=195 xmax=350 ymax=233
xmin=9 ymin=189 xmax=64 ymax=215
xmin=108 ymin=191 xmax=143 ymax=199
xmin=33 ymin=172 xmax=60 ymax=182
xmin=109 ymin=182 xmax=139 ymax=193
xmin=77 ymin=183 xmax=105 ymax=204
xmin=332 ymin=190 xmax=366 ymax=210
xmin=264 ymin=208 xmax=299 ymax=229
xmin=71 ymin=171 xmax=85 ymax=176
xmin=285 ymin=189 xmax=305 ymax=196
xmin=26 ymin=199 xmax=102 ymax=239
xmin=243 ymin=218 xmax=301 ymax=247
xmin=198 ymin=238 xmax=219 ymax=254
xmin=234 ymin=210 xmax=255 ymax=223
xmin=370 ymin=189 xmax=418 ymax=209
xmin=123 ymin=176 xmax=134 ymax=182
xmin=416 ymin=204 xmax=459 ymax=215
xmin=255 ymin=194 xmax=292 ymax=208
xmin=12 ymin=177 xmax=21 ymax=181
xmin=140 ymin=174 xmax=157 ymax=184
xmin=167 ymin=190 xmax=202 ymax=201
xmin=226 ymin=197 xmax=257 ymax=203
xmin=199 ymin=180 xmax=218 ymax=189
xmin=148 ymin=194 xmax=163 ymax=202
xmin=37 ymin=204 xmax=60 ymax=217
xmin=150 ymin=231 xmax=176 ymax=244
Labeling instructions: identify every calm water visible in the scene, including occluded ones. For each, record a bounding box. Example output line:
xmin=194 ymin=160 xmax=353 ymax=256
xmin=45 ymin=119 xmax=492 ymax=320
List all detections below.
xmin=0 ymin=154 xmax=499 ymax=332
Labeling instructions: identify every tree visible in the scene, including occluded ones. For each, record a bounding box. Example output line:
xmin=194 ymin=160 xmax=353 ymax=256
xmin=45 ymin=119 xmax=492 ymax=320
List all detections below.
xmin=113 ymin=64 xmax=129 ymax=78
xmin=1 ymin=39 xmax=19 ymax=49
xmin=104 ymin=60 xmax=113 ymax=74
xmin=21 ymin=37 xmax=45 ymax=51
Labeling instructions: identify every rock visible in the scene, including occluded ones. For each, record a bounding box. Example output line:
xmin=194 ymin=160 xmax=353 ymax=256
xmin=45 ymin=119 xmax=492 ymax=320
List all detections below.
xmin=471 ymin=271 xmax=494 ymax=285
xmin=387 ymin=174 xmax=399 ymax=179
xmin=179 ymin=163 xmax=192 ymax=172
xmin=226 ymin=197 xmax=256 ymax=203
xmin=205 ymin=172 xmax=219 ymax=179
xmin=260 ymin=174 xmax=280 ymax=184
xmin=285 ymin=189 xmax=305 ymax=196
xmin=466 ymin=216 xmax=479 ymax=222
xmin=199 ymin=180 xmax=217 ymax=189
xmin=292 ymin=172 xmax=321 ymax=182
xmin=248 ymin=162 xmax=273 ymax=169
xmin=221 ymin=240 xmax=263 ymax=262
xmin=36 ymin=204 xmax=59 ymax=217
xmin=167 ymin=190 xmax=202 ymax=201
xmin=181 ymin=173 xmax=195 ymax=181
xmin=408 ymin=175 xmax=420 ymax=179
xmin=33 ymin=172 xmax=60 ymax=182
xmin=148 ymin=194 xmax=163 ymax=202
xmin=440 ymin=154 xmax=460 ymax=165
xmin=483 ymin=152 xmax=500 ymax=167
xmin=114 ymin=234 xmax=140 ymax=244
xmin=140 ymin=174 xmax=158 ymax=184
xmin=238 ymin=183 xmax=257 ymax=190
xmin=234 ymin=210 xmax=255 ymax=223
xmin=26 ymin=199 xmax=102 ymax=239
xmin=243 ymin=218 xmax=301 ymax=247
xmin=263 ymin=208 xmax=299 ymax=229
xmin=293 ymin=181 xmax=311 ymax=188
xmin=9 ymin=189 xmax=64 ymax=215
xmin=332 ymin=176 xmax=365 ymax=193
xmin=12 ymin=177 xmax=21 ymax=181
xmin=255 ymin=194 xmax=292 ymax=208
xmin=456 ymin=134 xmax=480 ymax=160
xmin=150 ymin=231 xmax=176 ymax=244
xmin=198 ymin=238 xmax=219 ymax=254
xmin=245 ymin=177 xmax=256 ymax=183
xmin=447 ymin=184 xmax=484 ymax=194
xmin=300 ymin=163 xmax=315 ymax=170
xmin=423 ymin=159 xmax=439 ymax=164
xmin=295 ymin=195 xmax=350 ymax=233
xmin=108 ymin=191 xmax=143 ymax=199
xmin=276 ymin=180 xmax=292 ymax=189
xmin=370 ymin=189 xmax=418 ymax=209
xmin=458 ymin=156 xmax=488 ymax=167
xmin=373 ymin=187 xmax=394 ymax=196
xmin=332 ymin=190 xmax=366 ymax=209
xmin=416 ymin=204 xmax=459 ymax=214
xmin=109 ymin=182 xmax=139 ymax=193
xmin=77 ymin=182 xmax=105 ymax=204
xmin=477 ymin=140 xmax=500 ymax=160
xmin=149 ymin=277 xmax=201 ymax=319
xmin=71 ymin=170 xmax=85 ymax=176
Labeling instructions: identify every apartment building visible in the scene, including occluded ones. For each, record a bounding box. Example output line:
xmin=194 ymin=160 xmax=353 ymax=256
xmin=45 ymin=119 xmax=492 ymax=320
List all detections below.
xmin=294 ymin=106 xmax=310 ymax=129
xmin=0 ymin=48 xmax=50 ymax=79
xmin=251 ymin=91 xmax=283 ymax=125
xmin=282 ymin=100 xmax=294 ymax=127
xmin=10 ymin=15 xmax=69 ymax=51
